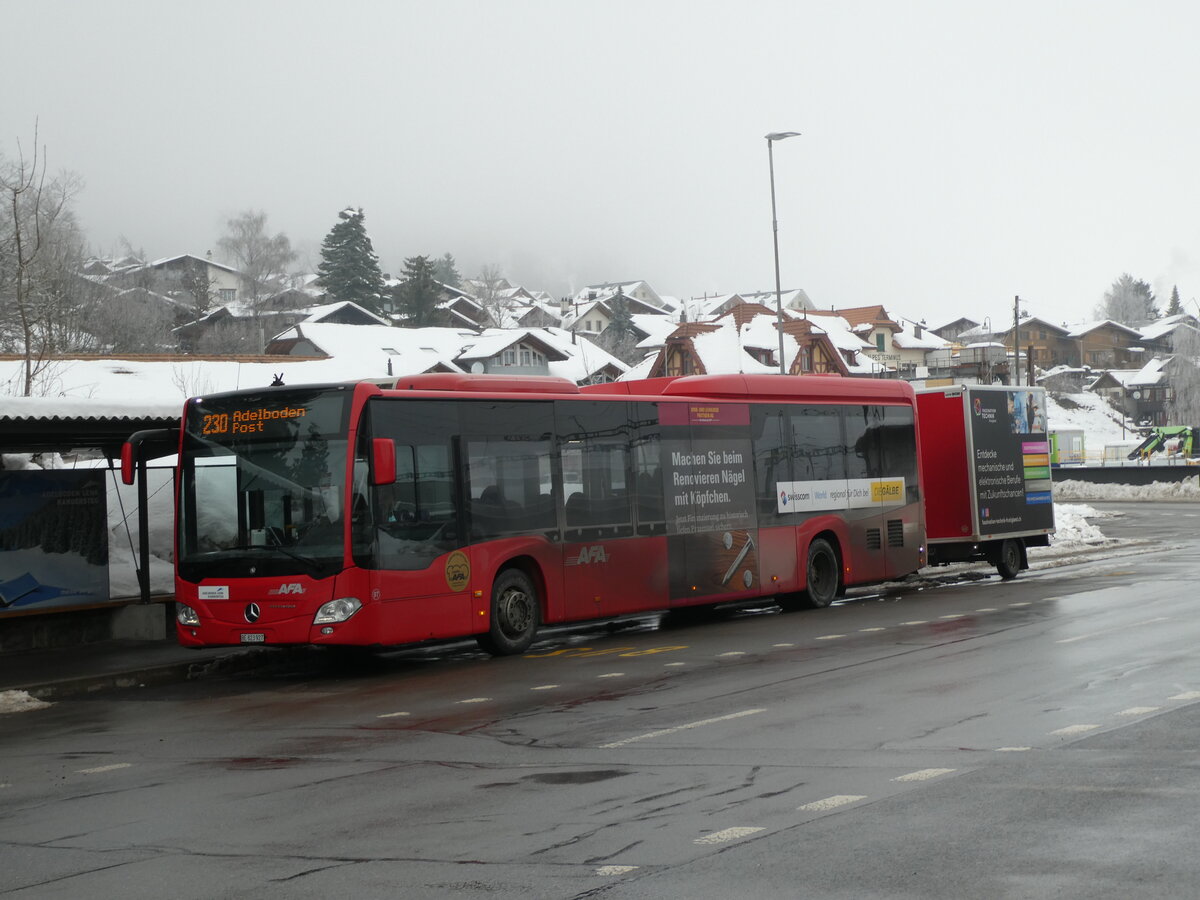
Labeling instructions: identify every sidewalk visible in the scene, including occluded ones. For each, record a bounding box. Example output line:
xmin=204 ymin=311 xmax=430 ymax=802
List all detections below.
xmin=0 ymin=638 xmax=252 ymax=701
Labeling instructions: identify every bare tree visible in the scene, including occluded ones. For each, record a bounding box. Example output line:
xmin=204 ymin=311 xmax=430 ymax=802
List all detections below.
xmin=1168 ymin=323 xmax=1200 ymax=425
xmin=0 ymin=128 xmax=83 ymax=395
xmin=216 ymin=210 xmax=296 ymax=314
xmin=473 ymin=263 xmax=509 ymax=327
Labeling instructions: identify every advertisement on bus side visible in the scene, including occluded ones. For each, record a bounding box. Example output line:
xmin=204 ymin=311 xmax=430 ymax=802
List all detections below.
xmin=660 ymin=402 xmax=760 ymax=599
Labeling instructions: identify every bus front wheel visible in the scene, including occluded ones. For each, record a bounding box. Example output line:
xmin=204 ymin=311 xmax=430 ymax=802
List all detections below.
xmin=477 ymin=569 xmax=540 ymax=656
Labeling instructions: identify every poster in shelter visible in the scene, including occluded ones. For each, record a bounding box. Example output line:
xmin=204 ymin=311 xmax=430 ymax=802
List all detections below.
xmin=0 ymin=470 xmax=111 ymax=615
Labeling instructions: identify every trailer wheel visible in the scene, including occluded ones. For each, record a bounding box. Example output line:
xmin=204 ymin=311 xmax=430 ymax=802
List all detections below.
xmin=477 ymin=569 xmax=540 ymax=656
xmin=798 ymin=538 xmax=840 ymax=609
xmin=995 ymin=539 xmax=1022 ymax=580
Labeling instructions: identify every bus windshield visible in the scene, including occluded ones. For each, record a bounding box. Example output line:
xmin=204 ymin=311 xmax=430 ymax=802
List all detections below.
xmin=178 ymin=386 xmax=352 ymax=580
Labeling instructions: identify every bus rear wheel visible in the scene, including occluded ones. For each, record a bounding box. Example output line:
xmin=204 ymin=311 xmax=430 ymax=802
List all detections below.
xmin=477 ymin=569 xmax=540 ymax=656
xmin=780 ymin=538 xmax=840 ymax=610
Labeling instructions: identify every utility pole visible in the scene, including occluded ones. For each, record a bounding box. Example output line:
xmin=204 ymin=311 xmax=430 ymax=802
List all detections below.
xmin=1012 ymin=295 xmax=1023 ymax=385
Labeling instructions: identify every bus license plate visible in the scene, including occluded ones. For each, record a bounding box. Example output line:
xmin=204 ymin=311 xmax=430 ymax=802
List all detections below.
xmin=240 ymin=633 xmax=266 ymax=643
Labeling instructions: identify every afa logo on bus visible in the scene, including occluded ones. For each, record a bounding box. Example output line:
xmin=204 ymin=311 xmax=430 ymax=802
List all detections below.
xmin=445 ymin=551 xmax=470 ymax=591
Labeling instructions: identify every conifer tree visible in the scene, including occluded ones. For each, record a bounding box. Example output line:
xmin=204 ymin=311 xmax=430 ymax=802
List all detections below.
xmin=392 ymin=255 xmax=450 ymax=327
xmin=316 ymin=207 xmax=385 ymax=313
xmin=1167 ymin=284 xmax=1183 ymax=316
xmin=432 ymin=252 xmax=461 ymax=288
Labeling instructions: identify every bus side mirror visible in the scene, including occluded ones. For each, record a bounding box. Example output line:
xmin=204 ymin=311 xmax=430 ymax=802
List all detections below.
xmin=371 ymin=438 xmax=396 ymax=486
xmin=121 ymin=442 xmax=136 ymax=485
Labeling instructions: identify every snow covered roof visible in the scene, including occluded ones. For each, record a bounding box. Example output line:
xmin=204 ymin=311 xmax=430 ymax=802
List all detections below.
xmin=148 ymin=253 xmax=242 ymax=276
xmin=1066 ymin=319 xmax=1143 ymax=339
xmin=1137 ymin=314 xmax=1200 ymax=342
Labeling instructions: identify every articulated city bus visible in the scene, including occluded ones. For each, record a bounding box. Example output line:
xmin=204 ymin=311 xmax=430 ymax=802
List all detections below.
xmin=125 ymin=373 xmax=925 ymax=654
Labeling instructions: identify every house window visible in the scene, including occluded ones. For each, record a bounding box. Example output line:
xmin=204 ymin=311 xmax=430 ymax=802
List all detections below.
xmin=520 ymin=348 xmax=532 ymax=366
xmin=502 ymin=349 xmax=516 ymax=366
xmin=875 ymin=333 xmax=885 ymax=352
xmin=800 ymin=347 xmax=811 ymax=372
xmin=219 ymin=288 xmax=236 ymax=304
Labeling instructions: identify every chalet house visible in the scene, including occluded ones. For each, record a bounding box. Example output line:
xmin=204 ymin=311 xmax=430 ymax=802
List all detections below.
xmin=932 ymin=316 xmax=980 ymax=343
xmin=178 ymin=300 xmax=387 ymax=352
xmin=1068 ymin=320 xmax=1145 ymax=369
xmin=561 ymin=291 xmax=672 ymax=338
xmin=574 ymin=280 xmax=670 ymax=311
xmin=142 ymin=254 xmax=245 ymax=305
xmin=1137 ymin=314 xmax=1200 ymax=355
xmin=455 ymin=331 xmax=570 ymax=376
xmin=998 ymin=317 xmax=1075 ymax=369
xmin=735 ymin=288 xmax=816 ymax=315
xmin=637 ymin=304 xmax=856 ymax=379
xmin=835 ymin=305 xmax=905 ymax=369
xmin=1089 ymin=357 xmax=1175 ymax=427
xmin=264 ymin=323 xmax=627 ymax=385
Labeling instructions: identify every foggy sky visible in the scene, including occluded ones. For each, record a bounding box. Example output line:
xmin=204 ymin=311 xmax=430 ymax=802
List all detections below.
xmin=5 ymin=0 xmax=1200 ymax=328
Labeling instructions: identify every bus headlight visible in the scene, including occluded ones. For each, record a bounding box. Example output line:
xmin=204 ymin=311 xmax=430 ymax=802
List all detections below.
xmin=177 ymin=604 xmax=200 ymax=626
xmin=314 ymin=597 xmax=362 ymax=624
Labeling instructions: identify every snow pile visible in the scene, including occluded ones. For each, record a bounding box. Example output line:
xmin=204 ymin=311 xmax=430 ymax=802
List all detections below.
xmin=1054 ymin=477 xmax=1200 ymax=502
xmin=0 ymin=690 xmax=51 ymax=715
xmin=1049 ymin=503 xmax=1109 ymax=545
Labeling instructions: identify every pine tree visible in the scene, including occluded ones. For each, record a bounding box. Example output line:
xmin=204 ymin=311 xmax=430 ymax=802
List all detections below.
xmin=432 ymin=252 xmax=461 ymax=288
xmin=392 ymin=255 xmax=450 ymax=327
xmin=315 ymin=207 xmax=385 ymax=313
xmin=1167 ymin=285 xmax=1183 ymax=316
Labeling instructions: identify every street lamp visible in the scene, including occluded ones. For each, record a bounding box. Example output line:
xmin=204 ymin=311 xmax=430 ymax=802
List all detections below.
xmin=766 ymin=131 xmax=801 ymax=374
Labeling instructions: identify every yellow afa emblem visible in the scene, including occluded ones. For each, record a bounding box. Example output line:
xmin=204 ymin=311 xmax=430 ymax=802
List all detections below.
xmin=445 ymin=550 xmax=470 ymax=592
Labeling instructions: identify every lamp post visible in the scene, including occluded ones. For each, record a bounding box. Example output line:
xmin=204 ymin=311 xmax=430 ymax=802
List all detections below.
xmin=766 ymin=131 xmax=800 ymax=374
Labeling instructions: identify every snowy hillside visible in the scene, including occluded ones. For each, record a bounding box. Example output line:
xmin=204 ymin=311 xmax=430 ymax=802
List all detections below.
xmin=1043 ymin=390 xmax=1131 ymax=462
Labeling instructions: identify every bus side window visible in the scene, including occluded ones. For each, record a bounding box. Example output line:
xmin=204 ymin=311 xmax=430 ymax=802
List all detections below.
xmin=632 ymin=404 xmax=665 ymax=536
xmin=751 ymin=406 xmax=790 ymax=523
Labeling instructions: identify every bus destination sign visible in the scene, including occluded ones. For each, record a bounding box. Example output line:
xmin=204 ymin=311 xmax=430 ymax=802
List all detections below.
xmin=199 ymin=404 xmax=309 ymax=436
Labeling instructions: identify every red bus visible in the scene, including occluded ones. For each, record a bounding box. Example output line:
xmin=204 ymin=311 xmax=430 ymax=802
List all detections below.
xmin=125 ymin=373 xmax=925 ymax=654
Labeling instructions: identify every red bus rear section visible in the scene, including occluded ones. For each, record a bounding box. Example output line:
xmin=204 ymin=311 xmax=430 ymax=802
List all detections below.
xmin=144 ymin=373 xmax=928 ymax=655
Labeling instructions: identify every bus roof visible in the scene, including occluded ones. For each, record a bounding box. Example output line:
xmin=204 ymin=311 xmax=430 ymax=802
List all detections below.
xmin=582 ymin=373 xmax=917 ymax=405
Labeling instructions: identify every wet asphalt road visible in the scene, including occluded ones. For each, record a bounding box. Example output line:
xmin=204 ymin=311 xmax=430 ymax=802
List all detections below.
xmin=3 ymin=502 xmax=1200 ymax=899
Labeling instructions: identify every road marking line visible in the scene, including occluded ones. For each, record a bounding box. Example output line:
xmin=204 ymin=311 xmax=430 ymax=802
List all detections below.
xmin=457 ymin=698 xmax=490 ymax=704
xmin=1116 ymin=707 xmax=1159 ymax=716
xmin=377 ymin=711 xmax=410 ymax=718
xmin=693 ymin=826 xmax=764 ymax=845
xmin=995 ymin=747 xmax=1031 ymax=752
xmin=1057 ymin=617 xmax=1170 ymax=644
xmin=814 ymin=634 xmax=845 ymax=640
xmin=773 ymin=642 xmax=796 ymax=647
xmin=859 ymin=627 xmax=886 ymax=633
xmin=900 ymin=620 xmax=928 ymax=626
xmin=598 ymin=672 xmax=624 ymax=678
xmin=76 ymin=763 xmax=132 ymax=775
xmin=797 ymin=795 xmax=866 ymax=812
xmin=1169 ymin=691 xmax=1200 ymax=701
xmin=600 ymin=708 xmax=766 ymax=749
xmin=892 ymin=768 xmax=956 ymax=782
xmin=665 ymin=662 xmax=686 ymax=666
xmin=1050 ymin=724 xmax=1100 ymax=736
xmin=976 ymin=608 xmax=998 ymax=612
xmin=718 ymin=652 xmax=746 ymax=657
xmin=531 ymin=685 xmax=559 ymax=691
xmin=939 ymin=615 xmax=964 ymax=620
xmin=1009 ymin=602 xmax=1031 ymax=607
xmin=595 ymin=865 xmax=639 ymax=875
